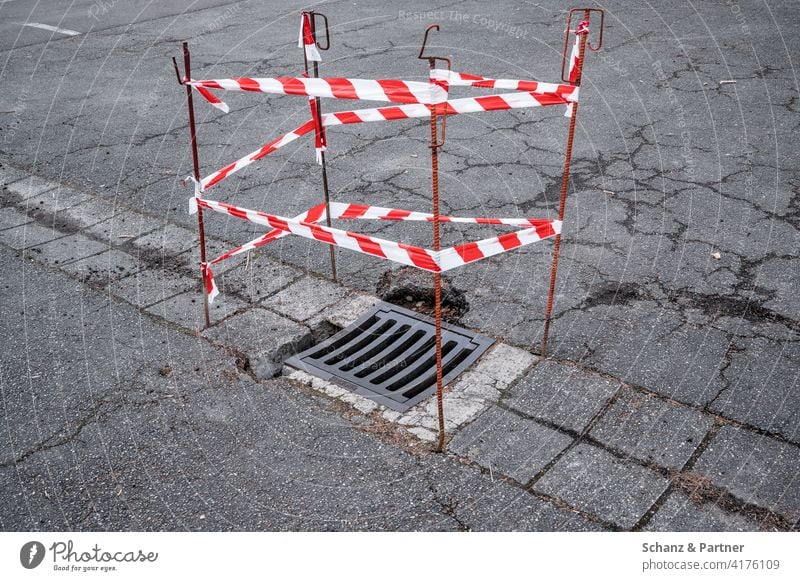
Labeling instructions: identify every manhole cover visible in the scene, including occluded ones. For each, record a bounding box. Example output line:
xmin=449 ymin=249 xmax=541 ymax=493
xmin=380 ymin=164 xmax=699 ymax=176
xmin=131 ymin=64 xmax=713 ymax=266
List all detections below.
xmin=286 ymin=302 xmax=494 ymax=412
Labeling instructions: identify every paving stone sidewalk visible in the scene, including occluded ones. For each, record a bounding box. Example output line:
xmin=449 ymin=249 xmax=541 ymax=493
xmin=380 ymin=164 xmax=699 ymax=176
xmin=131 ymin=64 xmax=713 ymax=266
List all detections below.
xmin=1 ymin=161 xmax=798 ymax=531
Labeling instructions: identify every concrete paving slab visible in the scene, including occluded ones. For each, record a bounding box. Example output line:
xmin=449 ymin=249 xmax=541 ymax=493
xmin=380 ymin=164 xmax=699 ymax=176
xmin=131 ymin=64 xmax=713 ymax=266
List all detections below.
xmin=0 ymin=221 xmax=65 ymax=250
xmin=110 ymin=267 xmax=198 ymax=308
xmin=27 ymin=233 xmax=109 ymax=267
xmin=217 ymin=254 xmax=302 ymax=303
xmin=451 ymin=369 xmax=505 ymax=402
xmin=204 ymin=307 xmax=313 ymax=379
xmin=693 ymin=426 xmax=800 ymax=518
xmin=407 ymin=426 xmax=437 ymax=442
xmin=61 ymin=249 xmax=143 ymax=284
xmin=644 ymin=491 xmax=761 ymax=532
xmin=262 ymin=275 xmax=349 ymax=322
xmin=5 ymin=175 xmax=57 ymax=200
xmin=469 ymin=343 xmax=539 ymax=389
xmin=62 ymin=196 xmax=119 ymax=229
xmin=131 ymin=222 xmax=197 ymax=256
xmin=26 ymin=186 xmax=91 ymax=216
xmin=84 ymin=209 xmax=155 ymax=242
xmin=188 ymin=237 xmax=232 ymax=268
xmin=450 ymin=406 xmax=573 ymax=484
xmin=0 ymin=163 xmax=26 ymax=187
xmin=0 ymin=207 xmax=33 ymax=231
xmin=442 ymin=344 xmax=539 ymax=404
xmin=399 ymin=390 xmax=485 ymax=433
xmin=284 ymin=367 xmax=352 ymax=400
xmin=146 ymin=290 xmax=246 ymax=330
xmin=533 ymin=443 xmax=670 ymax=529
xmin=311 ymin=293 xmax=381 ymax=330
xmin=590 ymin=388 xmax=714 ymax=469
xmin=705 ymin=334 xmax=800 ymax=443
xmin=506 ymin=360 xmax=621 ymax=432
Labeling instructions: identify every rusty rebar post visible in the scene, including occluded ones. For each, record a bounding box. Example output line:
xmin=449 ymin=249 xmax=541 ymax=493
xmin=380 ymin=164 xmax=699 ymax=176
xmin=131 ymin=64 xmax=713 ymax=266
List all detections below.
xmin=541 ymin=11 xmax=590 ymax=357
xmin=181 ymin=41 xmax=211 ymax=329
xmin=416 ymin=24 xmax=447 ymax=451
xmin=417 ymin=24 xmax=449 ymax=452
xmin=306 ymin=12 xmax=337 ymax=281
xmin=431 ymin=110 xmax=445 ymax=452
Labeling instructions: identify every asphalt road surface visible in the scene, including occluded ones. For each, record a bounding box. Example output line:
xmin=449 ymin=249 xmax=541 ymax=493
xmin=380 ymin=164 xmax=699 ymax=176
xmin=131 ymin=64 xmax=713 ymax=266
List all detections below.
xmin=0 ymin=0 xmax=797 ymax=530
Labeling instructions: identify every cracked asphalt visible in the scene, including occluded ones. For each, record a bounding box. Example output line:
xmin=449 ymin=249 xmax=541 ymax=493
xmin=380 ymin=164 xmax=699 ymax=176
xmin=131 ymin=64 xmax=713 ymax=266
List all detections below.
xmin=0 ymin=241 xmax=603 ymax=531
xmin=0 ymin=0 xmax=798 ymax=531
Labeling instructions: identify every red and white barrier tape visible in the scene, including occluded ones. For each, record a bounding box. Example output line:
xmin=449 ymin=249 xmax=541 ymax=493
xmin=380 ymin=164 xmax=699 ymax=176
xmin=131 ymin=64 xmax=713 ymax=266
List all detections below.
xmin=325 ymin=202 xmax=554 ymax=227
xmin=190 ymin=196 xmax=560 ymax=302
xmin=185 ymin=21 xmax=589 ymax=173
xmin=307 ymin=93 xmax=326 ymax=165
xmin=187 ymin=74 xmax=578 ymax=118
xmin=187 ymin=119 xmax=315 ymax=193
xmin=299 ymin=12 xmax=322 ymax=63
xmin=199 ymin=202 xmax=328 ymax=301
xmin=187 ymin=76 xmax=450 ymax=107
xmin=301 ymin=14 xmax=327 ymax=164
xmin=565 ymin=19 xmax=590 ymax=116
xmin=429 ymin=69 xmax=579 ymax=101
xmin=323 ymin=89 xmax=573 ymax=126
xmin=184 ymin=21 xmax=589 ymax=174
xmin=191 ymin=87 xmax=574 ymax=193
xmin=567 ymin=19 xmax=590 ymax=84
xmin=188 ymin=65 xmax=583 ymax=112
xmin=193 ymin=84 xmax=229 ymax=113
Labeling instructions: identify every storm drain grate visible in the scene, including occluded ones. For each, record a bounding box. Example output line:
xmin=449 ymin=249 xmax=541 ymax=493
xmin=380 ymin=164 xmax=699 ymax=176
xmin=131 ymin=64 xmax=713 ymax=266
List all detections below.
xmin=286 ymin=302 xmax=494 ymax=412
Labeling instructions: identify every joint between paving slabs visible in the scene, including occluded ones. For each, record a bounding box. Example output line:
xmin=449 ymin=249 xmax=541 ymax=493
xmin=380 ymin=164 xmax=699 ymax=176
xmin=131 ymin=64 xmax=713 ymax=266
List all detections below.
xmin=0 ymin=164 xmax=312 ymax=328
xmin=622 ymin=381 xmax=800 ymax=452
xmin=546 ymin=354 xmax=800 ymax=451
xmin=523 ymin=382 xmax=627 ymax=490
xmin=631 ymin=421 xmax=722 ymax=531
xmin=493 ymin=380 xmax=795 ymax=531
xmin=633 ymin=421 xmax=798 ymax=532
xmin=441 ymin=447 xmax=620 ymax=531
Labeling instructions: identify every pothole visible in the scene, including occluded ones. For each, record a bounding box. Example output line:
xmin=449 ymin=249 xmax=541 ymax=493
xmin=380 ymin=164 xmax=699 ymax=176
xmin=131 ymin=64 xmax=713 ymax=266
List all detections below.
xmin=376 ymin=267 xmax=469 ymax=322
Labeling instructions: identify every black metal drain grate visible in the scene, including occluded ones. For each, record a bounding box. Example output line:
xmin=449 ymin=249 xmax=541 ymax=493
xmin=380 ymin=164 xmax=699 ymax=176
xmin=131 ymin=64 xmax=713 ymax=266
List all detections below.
xmin=286 ymin=302 xmax=494 ymax=412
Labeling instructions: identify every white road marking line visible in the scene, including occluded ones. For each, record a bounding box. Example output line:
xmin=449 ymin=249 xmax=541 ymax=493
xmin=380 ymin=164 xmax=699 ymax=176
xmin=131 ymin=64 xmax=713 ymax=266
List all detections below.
xmin=21 ymin=22 xmax=81 ymax=37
